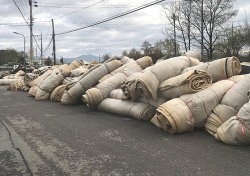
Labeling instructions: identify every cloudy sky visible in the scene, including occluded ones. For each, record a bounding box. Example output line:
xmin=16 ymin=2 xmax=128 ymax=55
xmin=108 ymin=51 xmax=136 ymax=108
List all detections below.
xmin=0 ymin=0 xmax=249 ymax=59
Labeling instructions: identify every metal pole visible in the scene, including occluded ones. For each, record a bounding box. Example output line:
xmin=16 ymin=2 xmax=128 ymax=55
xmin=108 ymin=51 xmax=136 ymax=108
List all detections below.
xmin=13 ymin=32 xmax=26 ymax=66
xmin=40 ymin=32 xmax=43 ymax=66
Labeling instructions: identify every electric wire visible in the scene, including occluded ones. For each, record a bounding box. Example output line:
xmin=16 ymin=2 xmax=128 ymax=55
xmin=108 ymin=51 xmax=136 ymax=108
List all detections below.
xmin=56 ymin=0 xmax=166 ymax=35
xmin=53 ymin=0 xmax=106 ymax=19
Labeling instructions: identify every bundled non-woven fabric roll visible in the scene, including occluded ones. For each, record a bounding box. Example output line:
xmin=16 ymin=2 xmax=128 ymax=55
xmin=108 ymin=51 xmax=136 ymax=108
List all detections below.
xmin=98 ymin=98 xmax=156 ymax=121
xmin=181 ymin=57 xmax=241 ymax=82
xmin=23 ymin=73 xmax=38 ymax=86
xmin=109 ymin=89 xmax=128 ymax=100
xmin=68 ymin=59 xmax=83 ymax=70
xmin=158 ymin=70 xmax=212 ymax=99
xmin=15 ymin=70 xmax=25 ymax=77
xmin=35 ymin=68 xmax=64 ymax=100
xmin=0 ymin=78 xmax=22 ymax=85
xmin=70 ymin=66 xmax=88 ymax=77
xmin=215 ymin=97 xmax=250 ymax=145
xmin=82 ymin=72 xmax=127 ymax=107
xmin=29 ymin=69 xmax=53 ymax=87
xmin=59 ymin=64 xmax=71 ymax=77
xmin=100 ymin=61 xmax=143 ymax=82
xmin=183 ymin=50 xmax=201 ymax=61
xmin=137 ymin=97 xmax=166 ymax=108
xmin=152 ymin=80 xmax=235 ymax=134
xmin=121 ymin=56 xmax=200 ymax=101
xmin=61 ymin=60 xmax=122 ymax=104
xmin=50 ymin=85 xmax=66 ymax=102
xmin=204 ymin=74 xmax=250 ymax=135
xmin=120 ymin=56 xmax=135 ymax=64
xmin=7 ymin=79 xmax=27 ymax=91
xmin=135 ymin=56 xmax=153 ymax=69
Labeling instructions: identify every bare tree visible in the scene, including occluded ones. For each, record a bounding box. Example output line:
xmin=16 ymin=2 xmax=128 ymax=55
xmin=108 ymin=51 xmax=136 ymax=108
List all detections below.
xmin=190 ymin=0 xmax=237 ymax=60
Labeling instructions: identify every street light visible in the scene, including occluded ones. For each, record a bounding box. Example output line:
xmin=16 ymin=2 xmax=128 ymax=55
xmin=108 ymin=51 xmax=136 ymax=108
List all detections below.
xmin=13 ymin=32 xmax=26 ymax=66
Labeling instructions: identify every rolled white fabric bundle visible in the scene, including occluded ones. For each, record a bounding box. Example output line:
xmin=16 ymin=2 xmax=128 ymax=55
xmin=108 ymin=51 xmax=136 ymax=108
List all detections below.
xmin=99 ymin=62 xmax=143 ymax=84
xmin=205 ymin=74 xmax=250 ymax=135
xmin=15 ymin=70 xmax=25 ymax=77
xmin=215 ymin=97 xmax=250 ymax=145
xmin=98 ymin=98 xmax=156 ymax=121
xmin=70 ymin=66 xmax=88 ymax=77
xmin=137 ymin=96 xmax=166 ymax=108
xmin=121 ymin=56 xmax=200 ymax=101
xmin=0 ymin=79 xmax=22 ymax=85
xmin=68 ymin=59 xmax=83 ymax=70
xmin=183 ymin=50 xmax=201 ymax=61
xmin=23 ymin=73 xmax=38 ymax=86
xmin=181 ymin=57 xmax=241 ymax=82
xmin=50 ymin=85 xmax=66 ymax=102
xmin=109 ymin=89 xmax=128 ymax=100
xmin=82 ymin=72 xmax=127 ymax=107
xmin=152 ymin=80 xmax=235 ymax=134
xmin=61 ymin=60 xmax=122 ymax=104
xmin=158 ymin=70 xmax=212 ymax=99
xmin=35 ymin=68 xmax=64 ymax=100
xmin=59 ymin=64 xmax=71 ymax=77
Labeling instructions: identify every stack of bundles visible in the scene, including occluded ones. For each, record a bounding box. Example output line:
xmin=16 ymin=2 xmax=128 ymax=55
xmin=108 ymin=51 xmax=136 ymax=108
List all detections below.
xmin=83 ymin=73 xmax=127 ymax=107
xmin=50 ymin=85 xmax=66 ymax=102
xmin=98 ymin=98 xmax=156 ymax=121
xmin=61 ymin=60 xmax=122 ymax=104
xmin=151 ymin=80 xmax=235 ymax=134
xmin=109 ymin=89 xmax=129 ymax=100
xmin=99 ymin=56 xmax=153 ymax=82
xmin=70 ymin=66 xmax=88 ymax=77
xmin=181 ymin=57 xmax=241 ymax=82
xmin=205 ymin=74 xmax=250 ymax=136
xmin=23 ymin=73 xmax=38 ymax=87
xmin=82 ymin=57 xmax=152 ymax=108
xmin=109 ymin=88 xmax=166 ymax=108
xmin=68 ymin=59 xmax=83 ymax=70
xmin=35 ymin=68 xmax=64 ymax=100
xmin=158 ymin=70 xmax=212 ymax=100
xmin=0 ymin=78 xmax=22 ymax=85
xmin=28 ymin=70 xmax=53 ymax=96
xmin=121 ymin=56 xmax=200 ymax=101
xmin=33 ymin=66 xmax=51 ymax=75
xmin=7 ymin=80 xmax=27 ymax=91
xmin=58 ymin=64 xmax=71 ymax=77
xmin=215 ymin=93 xmax=250 ymax=145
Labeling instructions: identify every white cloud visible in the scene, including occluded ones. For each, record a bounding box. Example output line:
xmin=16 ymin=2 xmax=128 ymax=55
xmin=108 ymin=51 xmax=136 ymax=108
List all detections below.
xmin=0 ymin=0 xmax=249 ymax=59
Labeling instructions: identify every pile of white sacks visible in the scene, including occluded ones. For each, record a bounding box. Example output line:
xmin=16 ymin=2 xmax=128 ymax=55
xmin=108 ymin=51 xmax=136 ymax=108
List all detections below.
xmin=3 ymin=52 xmax=250 ymax=145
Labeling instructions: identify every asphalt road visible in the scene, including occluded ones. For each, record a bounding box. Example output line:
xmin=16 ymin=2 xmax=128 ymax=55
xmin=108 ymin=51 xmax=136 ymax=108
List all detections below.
xmin=0 ymin=86 xmax=249 ymax=176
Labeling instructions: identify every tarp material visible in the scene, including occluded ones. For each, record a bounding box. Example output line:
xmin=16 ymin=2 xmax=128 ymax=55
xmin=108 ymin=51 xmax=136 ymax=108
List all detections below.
xmin=121 ymin=56 xmax=200 ymax=101
xmin=215 ymin=94 xmax=250 ymax=145
xmin=158 ymin=70 xmax=212 ymax=99
xmin=152 ymin=80 xmax=235 ymax=134
xmin=181 ymin=57 xmax=241 ymax=82
xmin=61 ymin=60 xmax=122 ymax=104
xmin=205 ymin=74 xmax=250 ymax=135
xmin=98 ymin=98 xmax=156 ymax=121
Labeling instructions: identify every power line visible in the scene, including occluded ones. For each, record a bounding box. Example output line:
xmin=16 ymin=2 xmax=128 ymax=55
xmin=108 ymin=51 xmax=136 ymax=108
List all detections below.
xmin=12 ymin=0 xmax=29 ymax=25
xmin=53 ymin=0 xmax=106 ymax=19
xmin=56 ymin=0 xmax=166 ymax=35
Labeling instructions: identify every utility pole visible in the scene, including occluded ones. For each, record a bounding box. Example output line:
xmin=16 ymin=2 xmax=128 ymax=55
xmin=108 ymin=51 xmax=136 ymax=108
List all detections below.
xmin=201 ymin=0 xmax=204 ymax=61
xmin=29 ymin=0 xmax=33 ymax=65
xmin=52 ymin=19 xmax=56 ymax=65
xmin=40 ymin=32 xmax=43 ymax=65
xmin=173 ymin=13 xmax=177 ymax=57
